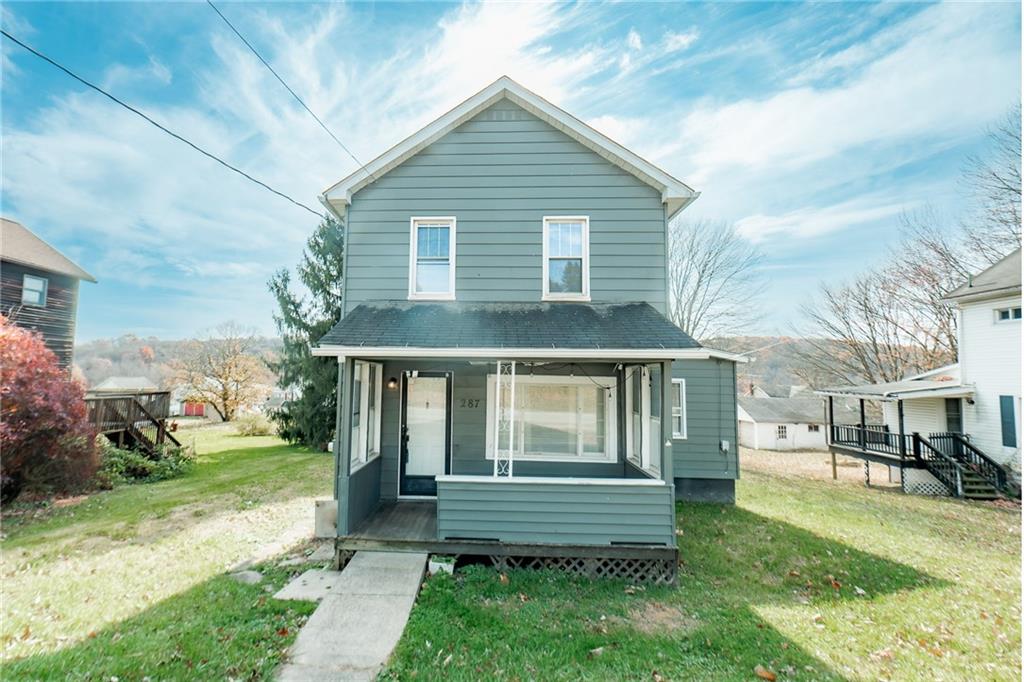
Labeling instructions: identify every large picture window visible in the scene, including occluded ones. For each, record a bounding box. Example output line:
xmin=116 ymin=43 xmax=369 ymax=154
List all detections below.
xmin=485 ymin=374 xmax=616 ymax=462
xmin=409 ymin=217 xmax=456 ymax=299
xmin=542 ymin=216 xmax=589 ymax=300
xmin=350 ymin=361 xmax=383 ymax=469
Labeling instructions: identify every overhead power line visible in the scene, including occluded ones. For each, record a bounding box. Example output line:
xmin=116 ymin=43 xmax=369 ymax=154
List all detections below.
xmin=207 ymin=0 xmax=375 ymax=182
xmin=0 ymin=29 xmax=323 ymax=218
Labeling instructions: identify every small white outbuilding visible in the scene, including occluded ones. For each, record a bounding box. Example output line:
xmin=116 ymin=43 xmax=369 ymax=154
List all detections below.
xmin=737 ymin=396 xmax=845 ymax=451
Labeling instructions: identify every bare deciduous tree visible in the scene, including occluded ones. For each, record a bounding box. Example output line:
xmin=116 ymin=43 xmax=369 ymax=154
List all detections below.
xmin=173 ymin=322 xmax=272 ymax=421
xmin=668 ymin=219 xmax=764 ymax=340
xmin=795 ymin=105 xmax=1021 ymax=388
xmin=962 ymin=105 xmax=1022 ymax=263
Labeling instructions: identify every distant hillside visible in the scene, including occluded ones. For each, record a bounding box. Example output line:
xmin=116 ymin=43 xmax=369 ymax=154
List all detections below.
xmin=708 ymin=336 xmax=847 ymax=397
xmin=74 ymin=335 xmax=281 ymax=389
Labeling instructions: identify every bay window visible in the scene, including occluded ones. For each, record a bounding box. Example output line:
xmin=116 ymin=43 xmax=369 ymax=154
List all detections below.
xmin=409 ymin=217 xmax=456 ymax=299
xmin=542 ymin=216 xmax=589 ymax=300
xmin=486 ymin=374 xmax=616 ymax=462
xmin=350 ymin=361 xmax=383 ymax=469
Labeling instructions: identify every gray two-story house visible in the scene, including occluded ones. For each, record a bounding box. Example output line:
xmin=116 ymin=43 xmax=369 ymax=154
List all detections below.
xmin=313 ymin=77 xmax=740 ymax=581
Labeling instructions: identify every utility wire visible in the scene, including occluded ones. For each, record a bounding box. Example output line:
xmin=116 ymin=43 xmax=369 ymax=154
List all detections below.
xmin=206 ymin=0 xmax=375 ymax=182
xmin=0 ymin=29 xmax=323 ymax=218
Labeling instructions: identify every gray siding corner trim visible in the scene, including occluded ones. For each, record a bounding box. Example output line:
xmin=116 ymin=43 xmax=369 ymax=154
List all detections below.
xmin=436 ymin=477 xmax=676 ymax=546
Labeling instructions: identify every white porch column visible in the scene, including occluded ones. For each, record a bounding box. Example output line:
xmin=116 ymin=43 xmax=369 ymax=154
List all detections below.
xmin=493 ymin=360 xmax=516 ymax=477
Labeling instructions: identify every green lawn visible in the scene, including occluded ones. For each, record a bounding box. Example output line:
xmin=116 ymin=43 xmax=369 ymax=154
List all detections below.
xmin=384 ymin=472 xmax=1021 ymax=681
xmin=1 ymin=425 xmax=332 ymax=680
xmin=3 ymin=430 xmax=1019 ymax=681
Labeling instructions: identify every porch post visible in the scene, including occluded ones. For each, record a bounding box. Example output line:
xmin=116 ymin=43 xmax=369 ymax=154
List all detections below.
xmin=660 ymin=360 xmax=675 ymax=485
xmin=827 ymin=396 xmax=834 ymax=444
xmin=897 ymin=399 xmax=906 ymax=460
xmin=859 ymin=398 xmax=867 ymax=450
xmin=336 ymin=356 xmax=356 ymax=536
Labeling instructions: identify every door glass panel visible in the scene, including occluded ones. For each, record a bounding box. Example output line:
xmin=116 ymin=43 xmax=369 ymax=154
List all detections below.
xmin=406 ymin=377 xmax=447 ymax=476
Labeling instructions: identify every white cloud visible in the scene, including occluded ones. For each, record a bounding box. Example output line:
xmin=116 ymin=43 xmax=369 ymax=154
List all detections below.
xmin=664 ymin=28 xmax=699 ymax=52
xmin=627 ymin=28 xmax=643 ymax=51
xmin=735 ymin=199 xmax=911 ymax=243
xmin=102 ymin=57 xmax=172 ymax=90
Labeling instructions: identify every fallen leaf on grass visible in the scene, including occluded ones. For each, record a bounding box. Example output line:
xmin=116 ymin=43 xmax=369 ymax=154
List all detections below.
xmin=588 ymin=646 xmax=606 ymax=658
xmin=276 ymin=627 xmax=289 ymax=636
xmin=853 ymin=586 xmax=866 ymax=597
xmin=652 ymin=671 xmax=666 ymax=681
xmin=499 ymin=573 xmax=509 ymax=586
xmin=754 ymin=664 xmax=777 ymax=681
xmin=442 ymin=654 xmax=453 ymax=666
xmin=20 ymin=626 xmax=30 ymax=641
xmin=827 ymin=575 xmax=842 ymax=590
xmin=518 ymin=592 xmax=529 ymax=603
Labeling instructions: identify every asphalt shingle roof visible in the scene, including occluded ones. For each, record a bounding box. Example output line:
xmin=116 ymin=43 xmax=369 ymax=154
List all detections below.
xmin=945 ymin=248 xmax=1021 ymax=300
xmin=1 ymin=217 xmax=96 ymax=282
xmin=738 ymin=396 xmax=835 ymax=424
xmin=317 ymin=301 xmax=701 ymax=351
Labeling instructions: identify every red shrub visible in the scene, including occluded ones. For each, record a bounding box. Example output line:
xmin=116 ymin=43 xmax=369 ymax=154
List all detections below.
xmin=0 ymin=315 xmax=97 ymax=503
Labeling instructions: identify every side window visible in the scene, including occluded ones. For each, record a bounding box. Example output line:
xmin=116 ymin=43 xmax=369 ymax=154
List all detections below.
xmin=671 ymin=378 xmax=686 ymax=439
xmin=542 ymin=216 xmax=589 ymax=300
xmin=409 ymin=217 xmax=456 ymax=300
xmin=21 ymin=274 xmax=48 ymax=306
xmin=776 ymin=424 xmax=788 ymax=439
xmin=995 ymin=307 xmax=1022 ymax=322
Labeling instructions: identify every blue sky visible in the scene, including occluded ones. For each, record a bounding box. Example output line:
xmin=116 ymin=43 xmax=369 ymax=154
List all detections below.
xmin=2 ymin=1 xmax=1020 ymax=341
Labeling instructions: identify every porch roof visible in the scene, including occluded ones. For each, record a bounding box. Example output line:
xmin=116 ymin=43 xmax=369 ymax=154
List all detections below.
xmin=816 ymin=378 xmax=975 ymax=401
xmin=313 ymin=301 xmax=744 ymax=361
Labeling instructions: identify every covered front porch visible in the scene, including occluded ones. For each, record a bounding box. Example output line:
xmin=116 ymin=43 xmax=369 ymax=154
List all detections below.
xmin=312 ymin=301 xmax=742 ymax=579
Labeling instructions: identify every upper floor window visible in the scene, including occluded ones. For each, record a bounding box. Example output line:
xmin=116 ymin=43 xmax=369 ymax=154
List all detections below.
xmin=21 ymin=274 xmax=48 ymax=306
xmin=542 ymin=216 xmax=589 ymax=301
xmin=995 ymin=306 xmax=1022 ymax=323
xmin=409 ymin=217 xmax=456 ymax=300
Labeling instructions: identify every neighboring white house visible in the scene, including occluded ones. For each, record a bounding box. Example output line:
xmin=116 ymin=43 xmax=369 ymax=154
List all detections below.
xmin=737 ymin=397 xmax=855 ymax=451
xmin=819 ymin=249 xmax=1021 ymax=496
xmin=945 ymin=249 xmax=1021 ymax=469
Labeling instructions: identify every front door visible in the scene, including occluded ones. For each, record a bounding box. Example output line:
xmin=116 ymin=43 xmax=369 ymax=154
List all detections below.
xmin=400 ymin=372 xmax=451 ymax=496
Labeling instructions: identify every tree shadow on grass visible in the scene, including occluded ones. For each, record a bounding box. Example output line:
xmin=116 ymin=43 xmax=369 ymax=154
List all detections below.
xmin=2 ymin=557 xmax=318 ymax=680
xmin=384 ymin=503 xmax=945 ymax=681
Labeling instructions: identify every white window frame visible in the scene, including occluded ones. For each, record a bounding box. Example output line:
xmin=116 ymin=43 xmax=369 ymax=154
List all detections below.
xmin=995 ymin=306 xmax=1022 ymax=323
xmin=671 ymin=378 xmax=687 ymax=439
xmin=776 ymin=424 xmax=788 ymax=440
xmin=21 ymin=274 xmax=48 ymax=307
xmin=542 ymin=216 xmax=590 ymax=301
xmin=350 ymin=360 xmax=384 ymax=472
xmin=408 ymin=216 xmax=456 ymax=300
xmin=485 ymin=373 xmax=617 ymax=463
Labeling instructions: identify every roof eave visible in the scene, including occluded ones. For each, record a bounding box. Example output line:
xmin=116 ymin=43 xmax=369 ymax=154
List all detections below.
xmin=311 ymin=344 xmax=743 ymax=362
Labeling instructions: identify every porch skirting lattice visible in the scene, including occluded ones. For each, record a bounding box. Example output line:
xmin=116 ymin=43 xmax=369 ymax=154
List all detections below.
xmin=488 ymin=553 xmax=678 ymax=585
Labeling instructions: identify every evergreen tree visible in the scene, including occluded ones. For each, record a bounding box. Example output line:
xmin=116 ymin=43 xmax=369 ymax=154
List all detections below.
xmin=268 ymin=217 xmax=344 ymax=449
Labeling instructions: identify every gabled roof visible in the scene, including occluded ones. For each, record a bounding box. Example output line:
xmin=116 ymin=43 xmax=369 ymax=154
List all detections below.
xmin=91 ymin=376 xmax=160 ymax=392
xmin=321 ymin=76 xmax=699 ymax=221
xmin=944 ymin=248 xmax=1021 ymax=303
xmin=737 ymin=397 xmax=834 ymax=424
xmin=313 ymin=300 xmax=744 ymax=361
xmin=1 ymin=218 xmax=96 ymax=282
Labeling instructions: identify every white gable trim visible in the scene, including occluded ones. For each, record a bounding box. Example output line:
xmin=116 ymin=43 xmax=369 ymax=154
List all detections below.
xmin=321 ymin=76 xmax=699 ymax=221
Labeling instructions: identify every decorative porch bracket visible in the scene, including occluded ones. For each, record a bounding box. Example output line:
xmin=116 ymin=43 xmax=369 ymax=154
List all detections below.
xmin=493 ymin=360 xmax=517 ymax=477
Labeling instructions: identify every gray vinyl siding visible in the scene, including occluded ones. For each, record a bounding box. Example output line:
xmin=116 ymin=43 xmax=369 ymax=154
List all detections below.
xmin=672 ymin=359 xmax=739 ymax=479
xmin=437 ymin=479 xmax=675 ymax=546
xmin=347 ymin=457 xmax=381 ymax=533
xmin=344 ymin=100 xmax=667 ymax=315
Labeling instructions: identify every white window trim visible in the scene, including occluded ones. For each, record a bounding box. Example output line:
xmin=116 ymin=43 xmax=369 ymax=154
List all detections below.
xmin=994 ymin=306 xmax=1022 ymax=323
xmin=408 ymin=216 xmax=456 ymax=301
xmin=672 ymin=378 xmax=687 ymax=439
xmin=485 ymin=373 xmax=617 ymax=463
xmin=542 ymin=215 xmax=590 ymax=301
xmin=21 ymin=274 xmax=48 ymax=307
xmin=350 ymin=360 xmax=384 ymax=473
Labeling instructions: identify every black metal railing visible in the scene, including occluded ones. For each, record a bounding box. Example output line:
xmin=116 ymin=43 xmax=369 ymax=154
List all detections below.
xmin=913 ymin=433 xmax=964 ymax=497
xmin=830 ymin=423 xmax=913 ymax=459
xmin=929 ymin=432 xmax=1011 ymax=495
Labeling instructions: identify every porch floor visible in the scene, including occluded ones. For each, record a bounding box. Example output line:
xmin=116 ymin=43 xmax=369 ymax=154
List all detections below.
xmin=350 ymin=501 xmax=437 ymax=543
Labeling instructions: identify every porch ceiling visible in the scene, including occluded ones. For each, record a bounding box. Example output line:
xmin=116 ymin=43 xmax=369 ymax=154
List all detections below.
xmin=313 ymin=301 xmax=743 ymax=361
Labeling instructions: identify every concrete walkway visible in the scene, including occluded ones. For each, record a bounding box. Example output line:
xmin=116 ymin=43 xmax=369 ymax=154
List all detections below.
xmin=276 ymin=551 xmax=427 ymax=681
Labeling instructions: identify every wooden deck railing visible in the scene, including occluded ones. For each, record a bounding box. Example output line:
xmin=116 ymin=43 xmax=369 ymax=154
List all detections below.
xmin=829 ymin=423 xmax=913 ymax=459
xmin=85 ymin=391 xmax=180 ymax=451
